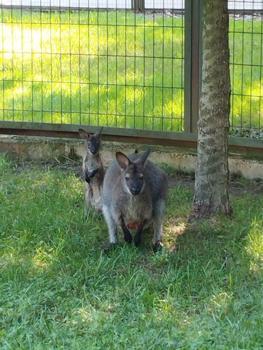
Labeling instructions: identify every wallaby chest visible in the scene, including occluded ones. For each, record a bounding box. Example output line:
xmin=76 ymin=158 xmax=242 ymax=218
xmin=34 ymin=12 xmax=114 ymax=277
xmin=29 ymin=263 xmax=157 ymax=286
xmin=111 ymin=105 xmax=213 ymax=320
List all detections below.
xmin=83 ymin=154 xmax=101 ymax=172
xmin=118 ymin=192 xmax=152 ymax=228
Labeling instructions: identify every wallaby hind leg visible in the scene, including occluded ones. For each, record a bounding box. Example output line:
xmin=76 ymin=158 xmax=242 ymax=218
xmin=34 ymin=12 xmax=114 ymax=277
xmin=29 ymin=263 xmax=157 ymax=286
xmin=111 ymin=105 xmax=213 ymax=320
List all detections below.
xmin=152 ymin=200 xmax=165 ymax=252
xmin=84 ymin=185 xmax=90 ymax=214
xmin=84 ymin=191 xmax=93 ymax=219
xmin=102 ymin=205 xmax=118 ymax=244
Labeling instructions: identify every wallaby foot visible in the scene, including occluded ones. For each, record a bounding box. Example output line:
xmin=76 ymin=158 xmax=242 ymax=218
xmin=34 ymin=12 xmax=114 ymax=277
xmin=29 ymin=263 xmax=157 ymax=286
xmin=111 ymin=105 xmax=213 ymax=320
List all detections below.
xmin=102 ymin=242 xmax=119 ymax=254
xmin=153 ymin=240 xmax=163 ymax=253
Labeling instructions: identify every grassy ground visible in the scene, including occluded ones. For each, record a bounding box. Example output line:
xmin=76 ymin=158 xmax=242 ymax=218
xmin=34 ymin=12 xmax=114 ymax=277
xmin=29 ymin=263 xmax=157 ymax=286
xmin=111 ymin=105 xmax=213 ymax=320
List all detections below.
xmin=0 ymin=10 xmax=262 ymax=132
xmin=0 ymin=154 xmax=262 ymax=349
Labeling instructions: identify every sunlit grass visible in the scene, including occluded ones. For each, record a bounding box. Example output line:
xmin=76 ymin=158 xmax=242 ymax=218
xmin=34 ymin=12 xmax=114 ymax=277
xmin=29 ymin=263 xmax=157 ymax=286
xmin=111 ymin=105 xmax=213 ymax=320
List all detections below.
xmin=229 ymin=18 xmax=263 ymax=133
xmin=0 ymin=10 xmax=184 ymax=130
xmin=0 ymin=155 xmax=262 ymax=348
xmin=0 ymin=10 xmax=262 ymax=133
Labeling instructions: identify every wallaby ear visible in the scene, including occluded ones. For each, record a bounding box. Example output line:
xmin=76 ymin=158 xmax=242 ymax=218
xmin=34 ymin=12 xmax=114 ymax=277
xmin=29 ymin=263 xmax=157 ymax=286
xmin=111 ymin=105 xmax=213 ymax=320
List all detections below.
xmin=139 ymin=149 xmax=151 ymax=166
xmin=116 ymin=152 xmax=130 ymax=170
xmin=93 ymin=126 xmax=103 ymax=140
xmin=79 ymin=128 xmax=90 ymax=140
xmin=97 ymin=127 xmax=103 ymax=136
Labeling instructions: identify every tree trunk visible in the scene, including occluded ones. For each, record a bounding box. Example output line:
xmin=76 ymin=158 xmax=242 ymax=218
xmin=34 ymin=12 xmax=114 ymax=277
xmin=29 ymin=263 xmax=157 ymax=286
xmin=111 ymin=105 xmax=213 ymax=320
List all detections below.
xmin=192 ymin=0 xmax=232 ymax=218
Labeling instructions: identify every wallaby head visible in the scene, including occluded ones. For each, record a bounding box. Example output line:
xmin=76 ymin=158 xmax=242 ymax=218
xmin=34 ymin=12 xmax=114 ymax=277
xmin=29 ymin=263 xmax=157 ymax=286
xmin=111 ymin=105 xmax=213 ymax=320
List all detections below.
xmin=116 ymin=149 xmax=150 ymax=196
xmin=79 ymin=127 xmax=103 ymax=155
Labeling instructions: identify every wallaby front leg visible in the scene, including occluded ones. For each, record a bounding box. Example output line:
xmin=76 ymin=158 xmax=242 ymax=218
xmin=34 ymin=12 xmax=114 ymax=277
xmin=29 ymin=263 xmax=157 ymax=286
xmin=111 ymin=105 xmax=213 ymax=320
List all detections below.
xmin=102 ymin=205 xmax=118 ymax=244
xmin=152 ymin=222 xmax=163 ymax=252
xmin=120 ymin=216 xmax=132 ymax=244
xmin=134 ymin=222 xmax=145 ymax=247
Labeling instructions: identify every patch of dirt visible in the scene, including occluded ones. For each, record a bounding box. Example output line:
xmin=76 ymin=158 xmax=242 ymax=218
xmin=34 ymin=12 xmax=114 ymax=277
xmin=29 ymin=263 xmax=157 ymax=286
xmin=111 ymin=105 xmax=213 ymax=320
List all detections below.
xmin=229 ymin=174 xmax=263 ymax=196
xmin=168 ymin=171 xmax=263 ymax=196
xmin=168 ymin=173 xmax=194 ymax=190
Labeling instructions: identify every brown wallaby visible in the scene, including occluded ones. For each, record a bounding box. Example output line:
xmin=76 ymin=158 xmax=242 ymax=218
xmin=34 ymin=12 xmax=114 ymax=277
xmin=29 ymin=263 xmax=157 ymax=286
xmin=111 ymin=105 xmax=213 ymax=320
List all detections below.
xmin=102 ymin=150 xmax=168 ymax=251
xmin=79 ymin=128 xmax=104 ymax=213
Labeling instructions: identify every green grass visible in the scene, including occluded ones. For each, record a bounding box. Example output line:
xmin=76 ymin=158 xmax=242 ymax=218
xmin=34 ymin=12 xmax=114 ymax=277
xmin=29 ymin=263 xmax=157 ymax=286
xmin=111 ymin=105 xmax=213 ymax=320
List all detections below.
xmin=0 ymin=154 xmax=262 ymax=349
xmin=0 ymin=10 xmax=262 ymax=133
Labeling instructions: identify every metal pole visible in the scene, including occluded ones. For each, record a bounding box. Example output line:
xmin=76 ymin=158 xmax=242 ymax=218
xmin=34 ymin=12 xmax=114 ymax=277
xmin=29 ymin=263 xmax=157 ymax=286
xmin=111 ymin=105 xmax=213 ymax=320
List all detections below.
xmin=131 ymin=0 xmax=145 ymax=12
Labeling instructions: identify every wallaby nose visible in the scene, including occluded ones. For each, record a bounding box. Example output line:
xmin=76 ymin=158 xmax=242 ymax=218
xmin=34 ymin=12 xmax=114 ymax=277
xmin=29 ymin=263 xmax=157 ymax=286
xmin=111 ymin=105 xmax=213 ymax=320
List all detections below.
xmin=130 ymin=186 xmax=141 ymax=196
xmin=89 ymin=145 xmax=97 ymax=155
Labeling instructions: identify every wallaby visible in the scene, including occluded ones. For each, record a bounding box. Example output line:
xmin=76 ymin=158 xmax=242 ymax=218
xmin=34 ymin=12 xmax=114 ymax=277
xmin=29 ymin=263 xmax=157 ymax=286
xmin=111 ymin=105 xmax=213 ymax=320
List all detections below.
xmin=79 ymin=128 xmax=104 ymax=213
xmin=102 ymin=150 xmax=168 ymax=251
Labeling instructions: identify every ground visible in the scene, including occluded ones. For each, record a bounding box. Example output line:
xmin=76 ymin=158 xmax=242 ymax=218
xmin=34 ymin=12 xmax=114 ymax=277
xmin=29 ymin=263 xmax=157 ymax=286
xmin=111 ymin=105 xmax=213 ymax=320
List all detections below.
xmin=0 ymin=154 xmax=262 ymax=349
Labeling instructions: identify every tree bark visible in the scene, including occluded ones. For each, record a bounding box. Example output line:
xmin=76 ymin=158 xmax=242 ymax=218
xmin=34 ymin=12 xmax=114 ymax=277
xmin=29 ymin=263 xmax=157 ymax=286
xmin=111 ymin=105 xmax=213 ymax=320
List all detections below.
xmin=192 ymin=0 xmax=232 ymax=218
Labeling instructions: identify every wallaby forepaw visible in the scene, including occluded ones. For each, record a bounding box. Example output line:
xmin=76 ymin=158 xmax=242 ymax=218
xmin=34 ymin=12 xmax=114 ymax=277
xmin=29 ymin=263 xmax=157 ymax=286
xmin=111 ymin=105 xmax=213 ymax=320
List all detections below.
xmin=153 ymin=241 xmax=163 ymax=253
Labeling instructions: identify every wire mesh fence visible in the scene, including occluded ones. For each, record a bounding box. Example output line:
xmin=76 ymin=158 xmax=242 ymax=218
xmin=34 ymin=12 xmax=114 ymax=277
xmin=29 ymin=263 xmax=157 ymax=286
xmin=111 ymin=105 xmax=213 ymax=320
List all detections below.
xmin=229 ymin=1 xmax=263 ymax=138
xmin=0 ymin=0 xmax=262 ymax=138
xmin=0 ymin=1 xmax=185 ymax=132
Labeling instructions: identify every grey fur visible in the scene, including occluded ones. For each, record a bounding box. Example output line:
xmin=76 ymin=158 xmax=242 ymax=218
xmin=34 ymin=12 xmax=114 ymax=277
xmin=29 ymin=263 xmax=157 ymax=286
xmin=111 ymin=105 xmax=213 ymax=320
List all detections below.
xmin=102 ymin=151 xmax=168 ymax=248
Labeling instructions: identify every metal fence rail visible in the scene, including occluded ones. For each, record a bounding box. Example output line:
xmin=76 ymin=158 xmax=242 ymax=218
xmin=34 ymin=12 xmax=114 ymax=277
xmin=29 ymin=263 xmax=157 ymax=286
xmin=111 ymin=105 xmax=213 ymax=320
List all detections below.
xmin=1 ymin=0 xmax=263 ymax=10
xmin=0 ymin=0 xmax=262 ymax=145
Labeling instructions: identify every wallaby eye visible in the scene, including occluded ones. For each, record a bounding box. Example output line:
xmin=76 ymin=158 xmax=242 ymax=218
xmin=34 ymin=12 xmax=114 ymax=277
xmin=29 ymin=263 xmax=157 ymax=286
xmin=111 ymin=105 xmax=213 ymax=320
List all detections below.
xmin=125 ymin=174 xmax=130 ymax=180
xmin=139 ymin=174 xmax=144 ymax=179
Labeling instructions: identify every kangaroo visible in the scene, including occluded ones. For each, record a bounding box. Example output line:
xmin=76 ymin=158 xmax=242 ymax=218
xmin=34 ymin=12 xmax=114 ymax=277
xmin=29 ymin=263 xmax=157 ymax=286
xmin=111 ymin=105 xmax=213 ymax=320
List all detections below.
xmin=102 ymin=150 xmax=168 ymax=251
xmin=79 ymin=128 xmax=104 ymax=213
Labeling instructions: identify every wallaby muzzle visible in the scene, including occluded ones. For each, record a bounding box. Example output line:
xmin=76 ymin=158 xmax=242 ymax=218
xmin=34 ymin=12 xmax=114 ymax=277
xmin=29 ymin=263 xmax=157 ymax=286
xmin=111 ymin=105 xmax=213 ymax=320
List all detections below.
xmin=88 ymin=143 xmax=99 ymax=155
xmin=130 ymin=185 xmax=142 ymax=196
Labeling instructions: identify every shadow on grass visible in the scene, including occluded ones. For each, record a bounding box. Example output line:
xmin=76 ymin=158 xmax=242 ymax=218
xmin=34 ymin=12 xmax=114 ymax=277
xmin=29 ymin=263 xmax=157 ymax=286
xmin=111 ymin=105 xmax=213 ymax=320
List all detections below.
xmin=0 ymin=158 xmax=262 ymax=348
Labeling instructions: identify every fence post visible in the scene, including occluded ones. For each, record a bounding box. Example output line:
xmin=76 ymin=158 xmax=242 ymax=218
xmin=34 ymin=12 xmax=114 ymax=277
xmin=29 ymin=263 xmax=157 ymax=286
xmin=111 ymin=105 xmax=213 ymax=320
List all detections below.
xmin=184 ymin=0 xmax=202 ymax=133
xmin=131 ymin=0 xmax=145 ymax=12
